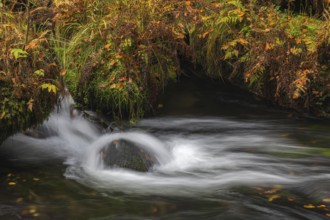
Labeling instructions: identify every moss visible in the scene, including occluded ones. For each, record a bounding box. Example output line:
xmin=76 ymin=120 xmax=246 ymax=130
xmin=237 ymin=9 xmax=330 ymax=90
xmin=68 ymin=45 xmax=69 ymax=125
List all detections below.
xmin=126 ymin=156 xmax=149 ymax=172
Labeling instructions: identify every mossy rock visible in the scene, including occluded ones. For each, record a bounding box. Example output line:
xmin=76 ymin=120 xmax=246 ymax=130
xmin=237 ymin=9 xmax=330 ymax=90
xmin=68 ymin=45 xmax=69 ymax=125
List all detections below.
xmin=102 ymin=139 xmax=156 ymax=172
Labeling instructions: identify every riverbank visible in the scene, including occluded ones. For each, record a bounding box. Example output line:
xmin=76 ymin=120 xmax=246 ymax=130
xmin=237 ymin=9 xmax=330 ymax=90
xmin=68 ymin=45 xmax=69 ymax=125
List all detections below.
xmin=1 ymin=0 xmax=329 ymax=143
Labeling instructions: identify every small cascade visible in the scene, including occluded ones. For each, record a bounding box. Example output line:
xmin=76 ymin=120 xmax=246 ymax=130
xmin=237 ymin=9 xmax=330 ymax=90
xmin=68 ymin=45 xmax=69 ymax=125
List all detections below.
xmin=1 ymin=95 xmax=329 ymax=198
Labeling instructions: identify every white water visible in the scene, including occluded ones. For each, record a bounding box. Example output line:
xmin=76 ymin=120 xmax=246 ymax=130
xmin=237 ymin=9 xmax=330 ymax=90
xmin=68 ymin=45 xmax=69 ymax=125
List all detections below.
xmin=2 ymin=96 xmax=330 ymax=197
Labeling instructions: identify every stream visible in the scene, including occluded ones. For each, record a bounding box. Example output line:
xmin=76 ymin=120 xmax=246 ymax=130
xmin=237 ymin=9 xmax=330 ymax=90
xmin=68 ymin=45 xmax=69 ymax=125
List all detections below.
xmin=0 ymin=78 xmax=329 ymax=219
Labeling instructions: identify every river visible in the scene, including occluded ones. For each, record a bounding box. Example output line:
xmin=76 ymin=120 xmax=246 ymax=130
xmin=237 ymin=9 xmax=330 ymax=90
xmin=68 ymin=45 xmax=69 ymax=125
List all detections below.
xmin=0 ymin=77 xmax=329 ymax=219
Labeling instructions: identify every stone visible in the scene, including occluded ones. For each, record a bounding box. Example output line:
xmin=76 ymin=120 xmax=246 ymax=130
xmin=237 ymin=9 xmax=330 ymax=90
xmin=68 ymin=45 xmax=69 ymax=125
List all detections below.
xmin=102 ymin=139 xmax=156 ymax=172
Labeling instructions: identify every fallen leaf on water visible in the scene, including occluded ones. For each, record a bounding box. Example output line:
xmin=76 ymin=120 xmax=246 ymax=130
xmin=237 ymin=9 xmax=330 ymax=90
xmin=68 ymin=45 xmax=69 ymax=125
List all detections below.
xmin=265 ymin=188 xmax=279 ymax=194
xmin=317 ymin=205 xmax=327 ymax=209
xmin=16 ymin=197 xmax=24 ymax=203
xmin=33 ymin=178 xmax=40 ymax=181
xmin=323 ymin=198 xmax=330 ymax=203
xmin=304 ymin=204 xmax=315 ymax=209
xmin=8 ymin=181 xmax=16 ymax=186
xmin=29 ymin=206 xmax=37 ymax=214
xmin=288 ymin=196 xmax=295 ymax=202
xmin=326 ymin=213 xmax=330 ymax=217
xmin=268 ymin=195 xmax=280 ymax=202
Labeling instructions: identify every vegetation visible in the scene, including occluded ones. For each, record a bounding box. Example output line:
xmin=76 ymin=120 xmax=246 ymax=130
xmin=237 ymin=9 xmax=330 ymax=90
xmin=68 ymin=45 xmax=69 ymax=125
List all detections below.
xmin=0 ymin=0 xmax=329 ymax=142
xmin=52 ymin=0 xmax=198 ymax=120
xmin=192 ymin=0 xmax=330 ymax=115
xmin=0 ymin=0 xmax=60 ymax=143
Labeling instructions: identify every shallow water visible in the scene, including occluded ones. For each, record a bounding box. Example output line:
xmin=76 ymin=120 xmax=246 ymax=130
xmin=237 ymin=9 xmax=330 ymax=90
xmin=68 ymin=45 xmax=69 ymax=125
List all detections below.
xmin=1 ymin=78 xmax=330 ymax=219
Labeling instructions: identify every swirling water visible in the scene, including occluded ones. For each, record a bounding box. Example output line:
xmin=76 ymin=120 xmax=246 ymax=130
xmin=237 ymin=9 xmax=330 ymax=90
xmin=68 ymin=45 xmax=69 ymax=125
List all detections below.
xmin=0 ymin=79 xmax=329 ymax=219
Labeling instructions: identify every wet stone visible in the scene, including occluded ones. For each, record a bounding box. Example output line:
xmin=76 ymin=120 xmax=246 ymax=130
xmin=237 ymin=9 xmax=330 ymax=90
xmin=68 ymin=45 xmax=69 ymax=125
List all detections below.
xmin=102 ymin=139 xmax=156 ymax=172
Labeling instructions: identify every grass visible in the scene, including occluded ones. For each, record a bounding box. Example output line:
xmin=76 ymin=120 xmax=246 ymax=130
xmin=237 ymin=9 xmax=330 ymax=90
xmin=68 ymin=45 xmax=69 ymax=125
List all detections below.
xmin=0 ymin=2 xmax=60 ymax=143
xmin=1 ymin=0 xmax=329 ymax=144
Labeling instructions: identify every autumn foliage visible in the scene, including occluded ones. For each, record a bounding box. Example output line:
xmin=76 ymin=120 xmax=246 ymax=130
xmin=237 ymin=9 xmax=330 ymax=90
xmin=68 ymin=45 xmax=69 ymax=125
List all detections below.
xmin=192 ymin=0 xmax=330 ymax=115
xmin=0 ymin=0 xmax=329 ymax=142
xmin=0 ymin=1 xmax=60 ymax=142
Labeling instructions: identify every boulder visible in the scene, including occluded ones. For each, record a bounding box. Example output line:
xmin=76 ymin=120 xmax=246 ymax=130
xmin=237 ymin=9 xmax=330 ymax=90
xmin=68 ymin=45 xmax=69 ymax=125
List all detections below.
xmin=101 ymin=139 xmax=157 ymax=172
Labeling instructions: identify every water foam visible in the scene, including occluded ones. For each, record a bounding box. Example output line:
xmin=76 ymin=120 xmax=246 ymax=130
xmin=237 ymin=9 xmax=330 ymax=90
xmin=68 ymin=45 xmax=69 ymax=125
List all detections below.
xmin=2 ymin=95 xmax=329 ymax=197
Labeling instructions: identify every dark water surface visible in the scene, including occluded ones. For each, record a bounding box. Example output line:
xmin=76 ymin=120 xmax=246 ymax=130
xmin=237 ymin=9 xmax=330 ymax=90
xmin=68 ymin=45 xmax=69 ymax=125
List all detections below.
xmin=1 ymin=78 xmax=329 ymax=219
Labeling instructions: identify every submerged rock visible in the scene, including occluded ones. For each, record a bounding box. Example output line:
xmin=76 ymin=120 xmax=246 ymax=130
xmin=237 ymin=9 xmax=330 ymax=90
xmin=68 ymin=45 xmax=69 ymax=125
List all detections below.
xmin=102 ymin=139 xmax=156 ymax=172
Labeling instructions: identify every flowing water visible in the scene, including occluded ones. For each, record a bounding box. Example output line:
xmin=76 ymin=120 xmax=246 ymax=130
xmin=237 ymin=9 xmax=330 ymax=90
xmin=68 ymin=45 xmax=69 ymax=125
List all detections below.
xmin=0 ymin=78 xmax=330 ymax=219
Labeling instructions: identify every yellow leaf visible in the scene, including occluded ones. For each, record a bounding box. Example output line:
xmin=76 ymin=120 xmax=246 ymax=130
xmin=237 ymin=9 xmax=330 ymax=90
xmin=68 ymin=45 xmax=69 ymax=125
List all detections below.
xmin=304 ymin=40 xmax=313 ymax=45
xmin=29 ymin=207 xmax=37 ymax=214
xmin=201 ymin=16 xmax=212 ymax=21
xmin=265 ymin=188 xmax=279 ymax=194
xmin=238 ymin=38 xmax=248 ymax=45
xmin=8 ymin=181 xmax=16 ymax=186
xmin=40 ymin=83 xmax=57 ymax=94
xmin=104 ymin=43 xmax=111 ymax=50
xmin=268 ymin=195 xmax=280 ymax=202
xmin=304 ymin=204 xmax=315 ymax=209
xmin=292 ymin=91 xmax=300 ymax=99
xmin=110 ymin=84 xmax=117 ymax=89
